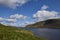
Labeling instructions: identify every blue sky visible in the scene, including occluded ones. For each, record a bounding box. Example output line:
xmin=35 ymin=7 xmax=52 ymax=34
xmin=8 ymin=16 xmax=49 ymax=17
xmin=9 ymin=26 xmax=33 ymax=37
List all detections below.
xmin=0 ymin=0 xmax=60 ymax=27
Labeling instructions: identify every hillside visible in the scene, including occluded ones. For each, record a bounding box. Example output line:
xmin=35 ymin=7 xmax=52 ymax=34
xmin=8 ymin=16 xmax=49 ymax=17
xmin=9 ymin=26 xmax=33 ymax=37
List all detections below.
xmin=26 ymin=18 xmax=60 ymax=28
xmin=0 ymin=24 xmax=45 ymax=40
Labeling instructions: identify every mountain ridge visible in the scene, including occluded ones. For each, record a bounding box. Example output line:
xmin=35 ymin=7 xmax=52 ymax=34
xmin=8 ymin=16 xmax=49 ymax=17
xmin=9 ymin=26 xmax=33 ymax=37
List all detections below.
xmin=26 ymin=18 xmax=60 ymax=28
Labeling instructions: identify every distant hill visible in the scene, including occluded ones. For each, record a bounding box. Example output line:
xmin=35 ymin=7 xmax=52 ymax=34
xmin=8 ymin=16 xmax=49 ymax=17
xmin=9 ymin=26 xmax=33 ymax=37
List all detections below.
xmin=26 ymin=18 xmax=60 ymax=28
xmin=0 ymin=24 xmax=45 ymax=40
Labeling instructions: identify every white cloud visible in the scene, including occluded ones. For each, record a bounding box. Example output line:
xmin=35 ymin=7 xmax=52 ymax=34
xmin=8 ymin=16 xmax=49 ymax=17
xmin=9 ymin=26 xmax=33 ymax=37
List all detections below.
xmin=5 ymin=19 xmax=16 ymax=23
xmin=33 ymin=5 xmax=59 ymax=22
xmin=1 ymin=22 xmax=17 ymax=26
xmin=25 ymin=21 xmax=35 ymax=25
xmin=18 ymin=21 xmax=36 ymax=27
xmin=10 ymin=14 xmax=27 ymax=19
xmin=0 ymin=17 xmax=4 ymax=21
xmin=3 ymin=18 xmax=17 ymax=26
xmin=0 ymin=0 xmax=29 ymax=9
xmin=0 ymin=14 xmax=28 ymax=27
xmin=0 ymin=17 xmax=17 ymax=23
xmin=0 ymin=17 xmax=17 ymax=26
xmin=41 ymin=5 xmax=48 ymax=10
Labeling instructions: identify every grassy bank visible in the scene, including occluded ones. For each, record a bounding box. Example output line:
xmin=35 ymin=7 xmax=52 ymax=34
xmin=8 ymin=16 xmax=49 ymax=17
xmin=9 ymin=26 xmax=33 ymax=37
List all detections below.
xmin=0 ymin=24 xmax=45 ymax=40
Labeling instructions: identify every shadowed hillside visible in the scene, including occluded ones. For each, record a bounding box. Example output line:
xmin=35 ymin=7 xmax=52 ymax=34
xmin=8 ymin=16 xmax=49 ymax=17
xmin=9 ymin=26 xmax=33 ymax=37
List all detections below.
xmin=0 ymin=24 xmax=45 ymax=40
xmin=26 ymin=18 xmax=60 ymax=28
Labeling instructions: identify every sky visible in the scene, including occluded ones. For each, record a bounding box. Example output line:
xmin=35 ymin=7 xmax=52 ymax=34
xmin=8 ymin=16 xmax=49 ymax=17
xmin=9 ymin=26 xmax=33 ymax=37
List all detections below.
xmin=0 ymin=0 xmax=60 ymax=27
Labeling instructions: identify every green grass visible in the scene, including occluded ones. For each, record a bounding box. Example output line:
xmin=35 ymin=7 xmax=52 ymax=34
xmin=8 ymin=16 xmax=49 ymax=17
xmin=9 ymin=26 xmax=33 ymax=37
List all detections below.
xmin=0 ymin=24 xmax=45 ymax=40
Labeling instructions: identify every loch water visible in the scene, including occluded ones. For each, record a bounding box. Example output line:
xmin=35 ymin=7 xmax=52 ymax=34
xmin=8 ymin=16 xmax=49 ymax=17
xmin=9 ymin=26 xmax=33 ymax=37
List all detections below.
xmin=22 ymin=28 xmax=60 ymax=40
